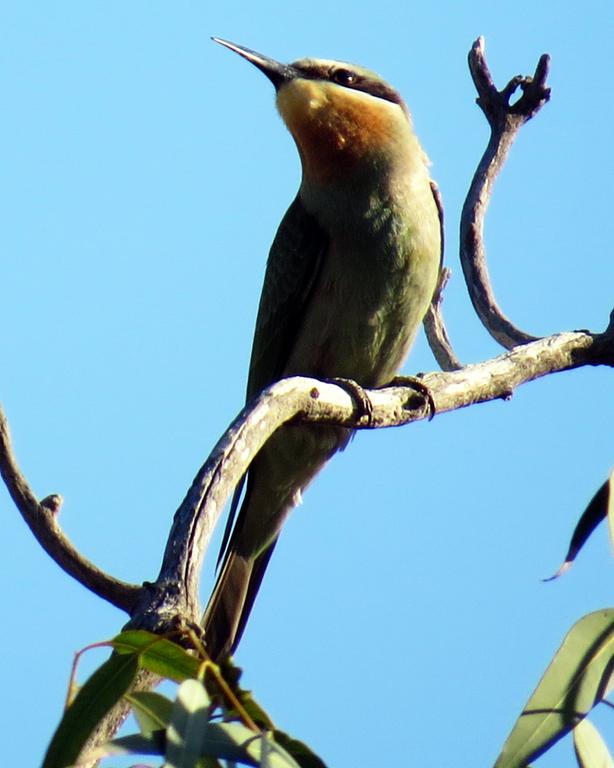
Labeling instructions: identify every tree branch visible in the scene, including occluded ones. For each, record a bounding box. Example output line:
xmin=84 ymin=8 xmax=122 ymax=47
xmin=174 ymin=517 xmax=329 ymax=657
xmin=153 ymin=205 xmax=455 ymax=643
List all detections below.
xmin=0 ymin=409 xmax=141 ymax=613
xmin=139 ymin=322 xmax=614 ymax=634
xmin=424 ymin=267 xmax=463 ymax=371
xmin=460 ymin=36 xmax=551 ymax=348
xmin=423 ymin=180 xmax=463 ymax=372
xmin=1 ymin=37 xmax=597 ymax=646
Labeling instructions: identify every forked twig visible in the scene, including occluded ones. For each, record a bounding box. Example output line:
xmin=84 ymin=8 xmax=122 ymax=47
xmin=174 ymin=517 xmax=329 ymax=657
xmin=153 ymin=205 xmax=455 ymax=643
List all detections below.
xmin=460 ymin=36 xmax=551 ymax=349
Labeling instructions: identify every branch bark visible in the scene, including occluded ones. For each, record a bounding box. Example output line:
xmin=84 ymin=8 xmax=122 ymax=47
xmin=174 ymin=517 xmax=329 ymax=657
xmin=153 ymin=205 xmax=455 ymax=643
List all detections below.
xmin=424 ymin=266 xmax=463 ymax=371
xmin=0 ymin=409 xmax=141 ymax=613
xmin=4 ymin=324 xmax=611 ymax=636
xmin=423 ymin=180 xmax=463 ymax=372
xmin=460 ymin=37 xmax=551 ymax=348
xmin=125 ymin=322 xmax=614 ymax=633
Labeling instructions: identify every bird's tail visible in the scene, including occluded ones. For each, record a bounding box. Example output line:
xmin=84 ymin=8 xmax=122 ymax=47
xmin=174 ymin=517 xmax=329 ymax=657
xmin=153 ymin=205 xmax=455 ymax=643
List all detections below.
xmin=203 ymin=422 xmax=342 ymax=659
xmin=203 ymin=541 xmax=276 ymax=661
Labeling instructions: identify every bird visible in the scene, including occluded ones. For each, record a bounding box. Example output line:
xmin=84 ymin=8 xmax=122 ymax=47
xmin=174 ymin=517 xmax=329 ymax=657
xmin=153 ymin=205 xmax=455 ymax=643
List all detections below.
xmin=203 ymin=38 xmax=443 ymax=660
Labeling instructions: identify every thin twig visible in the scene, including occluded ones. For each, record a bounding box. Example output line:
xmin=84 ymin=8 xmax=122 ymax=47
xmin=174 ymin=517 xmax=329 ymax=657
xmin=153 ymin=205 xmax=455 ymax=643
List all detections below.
xmin=460 ymin=37 xmax=551 ymax=348
xmin=0 ymin=409 xmax=141 ymax=612
xmin=424 ymin=180 xmax=463 ymax=371
xmin=424 ymin=267 xmax=463 ymax=371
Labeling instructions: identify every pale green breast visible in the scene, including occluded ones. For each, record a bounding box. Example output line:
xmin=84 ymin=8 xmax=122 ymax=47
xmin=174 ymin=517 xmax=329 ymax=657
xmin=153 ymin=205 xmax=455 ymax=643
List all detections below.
xmin=282 ymin=175 xmax=441 ymax=387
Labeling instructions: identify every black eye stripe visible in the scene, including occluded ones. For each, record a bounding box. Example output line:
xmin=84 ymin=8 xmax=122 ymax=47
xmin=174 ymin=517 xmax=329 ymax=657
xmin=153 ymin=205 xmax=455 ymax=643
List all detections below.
xmin=355 ymin=80 xmax=403 ymax=106
xmin=294 ymin=63 xmax=402 ymax=106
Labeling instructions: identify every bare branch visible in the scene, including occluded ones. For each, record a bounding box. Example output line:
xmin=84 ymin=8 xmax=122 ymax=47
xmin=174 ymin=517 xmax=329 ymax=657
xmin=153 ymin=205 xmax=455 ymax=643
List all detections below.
xmin=424 ymin=267 xmax=463 ymax=371
xmin=424 ymin=180 xmax=463 ymax=371
xmin=461 ymin=37 xmax=551 ymax=348
xmin=151 ymin=376 xmax=363 ymax=626
xmin=146 ymin=324 xmax=613 ymax=629
xmin=0 ymin=409 xmax=141 ymax=613
xmin=5 ymin=318 xmax=611 ymax=633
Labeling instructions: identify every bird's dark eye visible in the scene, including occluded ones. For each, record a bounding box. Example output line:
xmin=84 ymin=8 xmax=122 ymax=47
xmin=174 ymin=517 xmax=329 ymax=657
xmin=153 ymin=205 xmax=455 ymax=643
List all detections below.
xmin=332 ymin=68 xmax=357 ymax=86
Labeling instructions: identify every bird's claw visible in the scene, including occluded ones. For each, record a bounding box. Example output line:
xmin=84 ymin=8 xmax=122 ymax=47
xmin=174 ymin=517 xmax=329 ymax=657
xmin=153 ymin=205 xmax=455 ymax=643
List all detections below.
xmin=328 ymin=377 xmax=374 ymax=426
xmin=388 ymin=376 xmax=436 ymax=420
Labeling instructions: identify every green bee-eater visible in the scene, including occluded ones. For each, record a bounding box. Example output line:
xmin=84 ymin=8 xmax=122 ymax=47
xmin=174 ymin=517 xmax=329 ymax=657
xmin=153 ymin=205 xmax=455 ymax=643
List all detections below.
xmin=204 ymin=39 xmax=442 ymax=659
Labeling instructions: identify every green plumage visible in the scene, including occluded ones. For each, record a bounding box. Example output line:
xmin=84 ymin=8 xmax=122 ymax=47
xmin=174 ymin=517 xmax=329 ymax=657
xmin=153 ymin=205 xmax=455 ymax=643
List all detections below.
xmin=204 ymin=40 xmax=442 ymax=659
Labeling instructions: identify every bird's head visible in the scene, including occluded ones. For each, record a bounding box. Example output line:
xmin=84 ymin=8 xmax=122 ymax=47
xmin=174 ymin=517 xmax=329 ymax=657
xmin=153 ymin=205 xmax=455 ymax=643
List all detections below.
xmin=213 ymin=38 xmax=419 ymax=184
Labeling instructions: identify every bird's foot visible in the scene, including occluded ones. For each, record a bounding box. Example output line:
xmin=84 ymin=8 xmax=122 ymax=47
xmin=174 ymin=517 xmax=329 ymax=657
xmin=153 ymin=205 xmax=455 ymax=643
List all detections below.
xmin=328 ymin=377 xmax=374 ymax=426
xmin=388 ymin=375 xmax=436 ymax=421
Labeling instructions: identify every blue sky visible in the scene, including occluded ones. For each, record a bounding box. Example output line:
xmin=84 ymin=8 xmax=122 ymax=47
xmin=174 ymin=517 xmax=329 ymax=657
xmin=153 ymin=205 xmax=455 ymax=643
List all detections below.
xmin=1 ymin=2 xmax=613 ymax=767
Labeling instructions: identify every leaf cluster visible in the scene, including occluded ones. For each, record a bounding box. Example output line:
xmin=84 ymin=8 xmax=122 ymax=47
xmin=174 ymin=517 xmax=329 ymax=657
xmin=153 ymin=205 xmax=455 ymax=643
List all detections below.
xmin=43 ymin=630 xmax=325 ymax=768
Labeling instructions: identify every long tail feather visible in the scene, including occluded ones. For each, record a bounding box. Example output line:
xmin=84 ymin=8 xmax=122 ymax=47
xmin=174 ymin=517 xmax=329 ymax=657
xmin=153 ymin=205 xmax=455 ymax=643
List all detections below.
xmin=203 ymin=550 xmax=253 ymax=660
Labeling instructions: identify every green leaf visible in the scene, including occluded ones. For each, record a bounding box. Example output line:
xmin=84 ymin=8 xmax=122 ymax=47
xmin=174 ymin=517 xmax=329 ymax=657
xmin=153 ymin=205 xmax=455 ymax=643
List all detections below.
xmin=127 ymin=690 xmax=174 ymax=733
xmin=251 ymin=731 xmax=302 ymax=768
xmin=213 ymin=658 xmax=275 ymax=730
xmin=42 ymin=652 xmax=139 ymax=768
xmin=227 ymin=689 xmax=276 ymax=731
xmin=546 ymin=476 xmax=613 ymax=580
xmin=573 ymin=718 xmax=614 ymax=768
xmin=112 ymin=630 xmax=201 ymax=681
xmin=201 ymin=723 xmax=260 ymax=766
xmin=165 ymin=679 xmax=300 ymax=768
xmin=166 ymin=678 xmax=213 ymax=768
xmin=495 ymin=610 xmax=614 ymax=768
xmin=207 ymin=724 xmax=301 ymax=768
xmin=272 ymin=730 xmax=328 ymax=768
xmin=84 ymin=730 xmax=166 ymax=760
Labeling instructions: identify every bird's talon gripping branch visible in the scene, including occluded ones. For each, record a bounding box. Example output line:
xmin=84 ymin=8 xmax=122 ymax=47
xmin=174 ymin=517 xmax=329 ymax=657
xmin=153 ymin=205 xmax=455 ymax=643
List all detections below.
xmin=389 ymin=376 xmax=436 ymax=420
xmin=328 ymin=377 xmax=374 ymax=426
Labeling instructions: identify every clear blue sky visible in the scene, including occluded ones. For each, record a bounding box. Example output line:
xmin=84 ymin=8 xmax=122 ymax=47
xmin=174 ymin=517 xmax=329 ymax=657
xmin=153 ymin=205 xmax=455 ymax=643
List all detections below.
xmin=1 ymin=2 xmax=613 ymax=766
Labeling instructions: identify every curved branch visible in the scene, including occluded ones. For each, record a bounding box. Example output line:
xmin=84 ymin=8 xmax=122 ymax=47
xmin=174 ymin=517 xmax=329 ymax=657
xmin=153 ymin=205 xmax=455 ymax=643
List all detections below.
xmin=151 ymin=376 xmax=370 ymax=626
xmin=424 ymin=179 xmax=463 ymax=371
xmin=147 ymin=323 xmax=613 ymax=631
xmin=0 ymin=409 xmax=141 ymax=612
xmin=424 ymin=267 xmax=463 ymax=371
xmin=461 ymin=37 xmax=551 ymax=348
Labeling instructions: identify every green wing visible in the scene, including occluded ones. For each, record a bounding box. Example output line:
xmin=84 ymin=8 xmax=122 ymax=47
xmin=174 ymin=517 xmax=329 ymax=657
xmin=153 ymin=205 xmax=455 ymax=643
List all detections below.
xmin=217 ymin=194 xmax=328 ymax=567
xmin=430 ymin=180 xmax=445 ymax=276
xmin=246 ymin=194 xmax=329 ymax=399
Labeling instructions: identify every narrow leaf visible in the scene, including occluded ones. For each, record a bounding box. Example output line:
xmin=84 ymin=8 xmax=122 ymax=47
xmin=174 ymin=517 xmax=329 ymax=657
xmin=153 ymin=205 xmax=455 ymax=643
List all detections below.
xmin=127 ymin=690 xmax=174 ymax=733
xmin=495 ymin=609 xmax=614 ymax=768
xmin=272 ymin=730 xmax=328 ymax=768
xmin=224 ymin=688 xmax=276 ymax=731
xmin=167 ymin=680 xmax=299 ymax=768
xmin=42 ymin=652 xmax=139 ymax=768
xmin=205 ymin=724 xmax=301 ymax=768
xmin=200 ymin=723 xmax=260 ymax=765
xmin=545 ymin=477 xmax=611 ymax=580
xmin=166 ymin=678 xmax=212 ymax=768
xmin=112 ymin=630 xmax=201 ymax=681
xmin=573 ymin=718 xmax=614 ymax=768
xmin=83 ymin=731 xmax=166 ymax=760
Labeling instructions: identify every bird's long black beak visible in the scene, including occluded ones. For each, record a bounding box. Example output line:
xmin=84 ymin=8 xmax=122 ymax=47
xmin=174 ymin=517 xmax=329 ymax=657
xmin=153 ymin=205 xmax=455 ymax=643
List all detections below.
xmin=212 ymin=37 xmax=297 ymax=90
